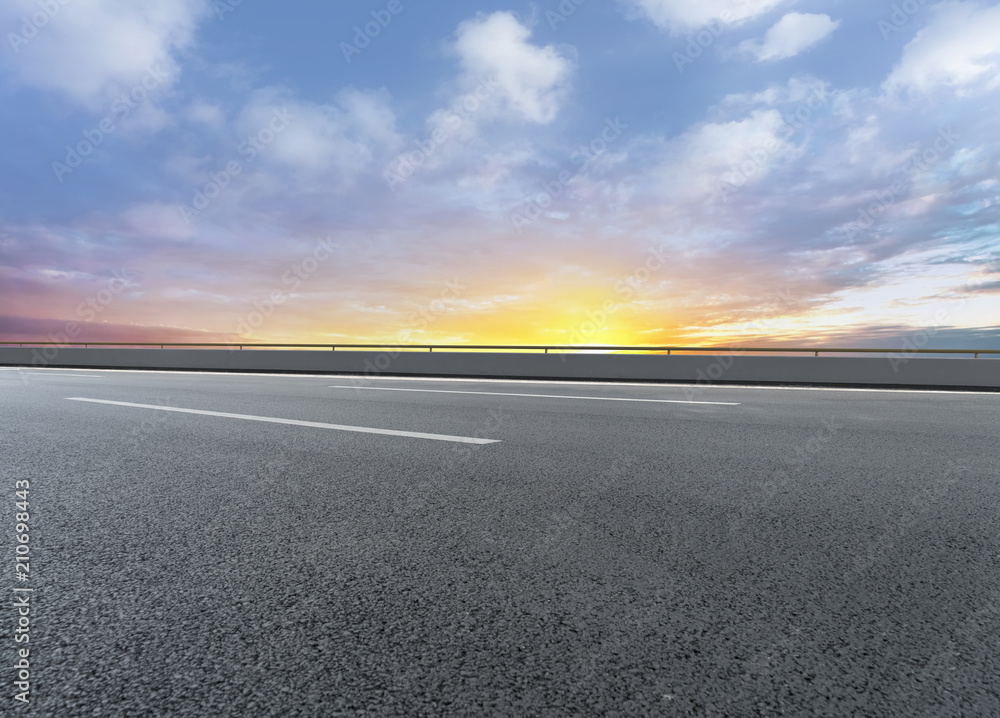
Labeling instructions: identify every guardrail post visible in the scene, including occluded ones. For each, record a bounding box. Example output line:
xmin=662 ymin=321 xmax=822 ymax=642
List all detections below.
xmin=814 ymin=351 xmax=819 ymax=357
xmin=429 ymin=347 xmax=433 ymax=353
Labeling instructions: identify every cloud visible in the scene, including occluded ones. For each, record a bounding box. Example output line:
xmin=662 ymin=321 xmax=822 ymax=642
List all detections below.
xmin=722 ymin=76 xmax=835 ymax=107
xmin=235 ymin=86 xmax=401 ymax=181
xmin=0 ymin=312 xmax=237 ymax=343
xmin=118 ymin=202 xmax=199 ymax=242
xmin=646 ymin=108 xmax=798 ymax=203
xmin=1 ymin=0 xmax=209 ymax=108
xmin=884 ymin=1 xmax=1000 ymax=97
xmin=187 ymin=101 xmax=225 ymax=128
xmin=625 ymin=0 xmax=786 ymax=33
xmin=738 ymin=13 xmax=840 ymax=62
xmin=452 ymin=12 xmax=573 ymax=124
xmin=383 ymin=12 xmax=571 ymax=185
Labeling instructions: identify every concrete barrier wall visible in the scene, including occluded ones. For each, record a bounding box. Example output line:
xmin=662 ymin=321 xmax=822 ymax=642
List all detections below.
xmin=0 ymin=347 xmax=997 ymax=389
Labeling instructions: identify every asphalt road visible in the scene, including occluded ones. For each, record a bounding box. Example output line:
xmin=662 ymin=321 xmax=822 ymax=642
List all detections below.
xmin=2 ymin=368 xmax=999 ymax=717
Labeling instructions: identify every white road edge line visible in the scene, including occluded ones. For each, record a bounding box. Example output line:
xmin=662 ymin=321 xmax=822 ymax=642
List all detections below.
xmin=328 ymin=386 xmax=740 ymax=406
xmin=65 ymin=398 xmax=500 ymax=445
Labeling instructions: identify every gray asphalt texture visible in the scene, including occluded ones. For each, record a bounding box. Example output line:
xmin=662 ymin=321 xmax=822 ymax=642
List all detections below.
xmin=2 ymin=367 xmax=999 ymax=717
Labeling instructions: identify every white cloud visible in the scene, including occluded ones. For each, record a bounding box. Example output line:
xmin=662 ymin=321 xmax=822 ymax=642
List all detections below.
xmin=738 ymin=13 xmax=840 ymax=62
xmin=884 ymin=1 xmax=1000 ymax=97
xmin=723 ymin=76 xmax=833 ymax=107
xmin=335 ymin=88 xmax=400 ymax=148
xmin=626 ymin=0 xmax=787 ymax=33
xmin=119 ymin=202 xmax=197 ymax=241
xmin=452 ymin=12 xmax=573 ymax=124
xmin=651 ymin=109 xmax=797 ymax=201
xmin=236 ymin=87 xmax=400 ymax=181
xmin=187 ymin=101 xmax=225 ymax=128
xmin=0 ymin=0 xmax=208 ymax=108
xmin=117 ymin=101 xmax=173 ymax=139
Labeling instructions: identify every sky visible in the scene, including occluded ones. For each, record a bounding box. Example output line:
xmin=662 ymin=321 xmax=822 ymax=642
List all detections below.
xmin=0 ymin=0 xmax=998 ymax=349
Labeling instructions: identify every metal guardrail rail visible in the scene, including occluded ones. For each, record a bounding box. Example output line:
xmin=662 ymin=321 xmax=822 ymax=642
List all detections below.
xmin=1 ymin=342 xmax=997 ymax=358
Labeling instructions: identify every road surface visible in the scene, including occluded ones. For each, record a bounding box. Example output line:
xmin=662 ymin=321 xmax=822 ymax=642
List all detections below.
xmin=2 ymin=367 xmax=998 ymax=716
